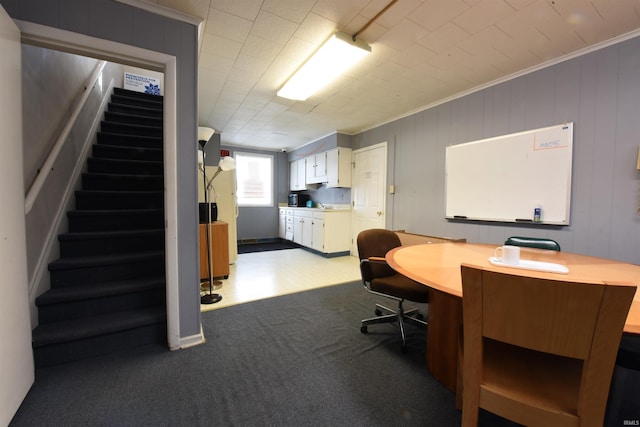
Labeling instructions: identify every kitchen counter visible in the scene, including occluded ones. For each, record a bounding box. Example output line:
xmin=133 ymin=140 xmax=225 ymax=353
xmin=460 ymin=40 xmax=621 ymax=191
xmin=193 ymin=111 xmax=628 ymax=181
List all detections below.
xmin=279 ymin=204 xmax=351 ymax=212
xmin=278 ymin=206 xmax=351 ymax=255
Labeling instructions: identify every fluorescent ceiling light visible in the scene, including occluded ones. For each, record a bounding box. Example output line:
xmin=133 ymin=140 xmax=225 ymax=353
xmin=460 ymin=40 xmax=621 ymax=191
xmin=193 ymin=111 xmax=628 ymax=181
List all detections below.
xmin=277 ymin=32 xmax=371 ymax=101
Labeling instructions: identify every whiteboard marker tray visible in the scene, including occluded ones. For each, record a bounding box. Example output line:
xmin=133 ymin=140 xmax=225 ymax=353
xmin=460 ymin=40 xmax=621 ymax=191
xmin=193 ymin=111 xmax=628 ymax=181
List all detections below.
xmin=489 ymin=257 xmax=569 ymax=274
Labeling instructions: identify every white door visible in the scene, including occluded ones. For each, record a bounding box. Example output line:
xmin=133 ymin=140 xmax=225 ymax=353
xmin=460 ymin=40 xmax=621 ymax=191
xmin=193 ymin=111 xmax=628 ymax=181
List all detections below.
xmin=0 ymin=5 xmax=35 ymax=425
xmin=351 ymin=142 xmax=387 ymax=255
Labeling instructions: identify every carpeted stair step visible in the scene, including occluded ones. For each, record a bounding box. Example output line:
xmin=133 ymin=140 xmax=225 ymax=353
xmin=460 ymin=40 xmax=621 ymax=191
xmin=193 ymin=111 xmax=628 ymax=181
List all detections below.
xmin=32 ymin=305 xmax=167 ymax=367
xmin=67 ymin=209 xmax=164 ymax=232
xmin=92 ymin=143 xmax=163 ymax=161
xmin=111 ymin=89 xmax=163 ymax=111
xmin=82 ymin=172 xmax=163 ymax=191
xmin=107 ymin=101 xmax=163 ymax=118
xmin=49 ymin=251 xmax=165 ymax=288
xmin=59 ymin=229 xmax=165 ymax=258
xmin=87 ymin=157 xmax=163 ymax=175
xmin=109 ymin=94 xmax=163 ymax=110
xmin=104 ymin=111 xmax=163 ymax=127
xmin=113 ymin=87 xmax=163 ymax=102
xmin=31 ymin=86 xmax=168 ymax=369
xmin=97 ymin=132 xmax=162 ymax=148
xmin=101 ymin=120 xmax=162 ymax=137
xmin=36 ymin=277 xmax=166 ymax=324
xmin=75 ymin=190 xmax=163 ymax=210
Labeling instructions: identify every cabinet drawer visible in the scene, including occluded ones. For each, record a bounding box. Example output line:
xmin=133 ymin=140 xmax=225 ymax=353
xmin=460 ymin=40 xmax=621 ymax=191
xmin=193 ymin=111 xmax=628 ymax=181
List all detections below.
xmin=294 ymin=210 xmax=313 ymax=218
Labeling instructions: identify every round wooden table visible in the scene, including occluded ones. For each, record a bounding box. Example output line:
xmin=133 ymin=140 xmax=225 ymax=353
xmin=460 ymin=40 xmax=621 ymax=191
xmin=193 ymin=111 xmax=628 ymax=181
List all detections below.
xmin=386 ymin=242 xmax=640 ymax=391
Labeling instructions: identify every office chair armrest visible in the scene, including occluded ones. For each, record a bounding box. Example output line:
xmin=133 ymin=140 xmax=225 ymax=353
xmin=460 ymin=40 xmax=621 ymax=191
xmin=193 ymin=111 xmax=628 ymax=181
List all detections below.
xmin=360 ymin=257 xmax=395 ymax=283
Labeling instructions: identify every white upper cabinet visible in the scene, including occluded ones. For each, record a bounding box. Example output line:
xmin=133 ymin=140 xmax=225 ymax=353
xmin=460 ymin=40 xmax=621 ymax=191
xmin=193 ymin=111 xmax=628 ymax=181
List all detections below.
xmin=289 ymin=158 xmax=307 ymax=191
xmin=326 ymin=147 xmax=352 ymax=188
xmin=290 ymin=147 xmax=352 ymax=189
xmin=305 ymin=152 xmax=327 ymax=184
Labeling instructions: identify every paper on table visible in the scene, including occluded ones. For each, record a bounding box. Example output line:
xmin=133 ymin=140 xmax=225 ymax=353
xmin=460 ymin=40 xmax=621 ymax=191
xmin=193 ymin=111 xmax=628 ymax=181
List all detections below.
xmin=489 ymin=257 xmax=569 ymax=274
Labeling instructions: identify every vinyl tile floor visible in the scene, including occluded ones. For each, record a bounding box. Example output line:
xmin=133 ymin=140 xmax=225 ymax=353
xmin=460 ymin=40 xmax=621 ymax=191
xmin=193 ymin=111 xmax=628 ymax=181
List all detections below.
xmin=200 ymin=248 xmax=361 ymax=312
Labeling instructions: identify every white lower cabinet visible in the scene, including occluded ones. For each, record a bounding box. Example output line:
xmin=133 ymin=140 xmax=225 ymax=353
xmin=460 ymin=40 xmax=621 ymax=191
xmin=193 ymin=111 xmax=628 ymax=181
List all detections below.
xmin=311 ymin=216 xmax=324 ymax=252
xmin=285 ymin=209 xmax=294 ymax=241
xmin=282 ymin=207 xmax=351 ymax=255
xmin=311 ymin=210 xmax=351 ymax=254
xmin=293 ymin=209 xmax=312 ymax=247
xmin=278 ymin=208 xmax=287 ymax=239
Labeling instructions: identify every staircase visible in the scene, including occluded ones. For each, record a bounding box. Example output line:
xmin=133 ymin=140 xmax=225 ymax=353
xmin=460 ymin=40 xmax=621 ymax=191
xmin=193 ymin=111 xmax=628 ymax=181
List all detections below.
xmin=32 ymin=88 xmax=167 ymax=367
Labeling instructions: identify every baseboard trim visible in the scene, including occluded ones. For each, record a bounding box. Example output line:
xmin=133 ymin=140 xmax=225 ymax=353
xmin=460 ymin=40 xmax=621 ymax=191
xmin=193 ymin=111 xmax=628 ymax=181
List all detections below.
xmin=173 ymin=326 xmax=206 ymax=350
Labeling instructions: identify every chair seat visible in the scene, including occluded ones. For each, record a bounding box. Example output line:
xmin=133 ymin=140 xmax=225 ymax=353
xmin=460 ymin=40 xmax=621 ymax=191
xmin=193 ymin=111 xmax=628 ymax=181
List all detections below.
xmin=370 ymin=274 xmax=429 ymax=303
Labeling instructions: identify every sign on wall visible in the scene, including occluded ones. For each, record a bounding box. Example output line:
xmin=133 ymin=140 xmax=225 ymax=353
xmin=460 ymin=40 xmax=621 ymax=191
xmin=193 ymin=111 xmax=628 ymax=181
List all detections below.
xmin=123 ymin=72 xmax=161 ymax=95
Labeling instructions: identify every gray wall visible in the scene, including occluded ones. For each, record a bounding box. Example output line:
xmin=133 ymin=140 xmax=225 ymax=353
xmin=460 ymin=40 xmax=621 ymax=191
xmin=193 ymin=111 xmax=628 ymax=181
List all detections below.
xmin=221 ymin=144 xmax=288 ymax=240
xmin=354 ymin=35 xmax=640 ymax=265
xmin=22 ymin=45 xmax=100 ymax=192
xmin=3 ymin=0 xmax=202 ymax=339
xmin=21 ymin=45 xmax=123 ymax=323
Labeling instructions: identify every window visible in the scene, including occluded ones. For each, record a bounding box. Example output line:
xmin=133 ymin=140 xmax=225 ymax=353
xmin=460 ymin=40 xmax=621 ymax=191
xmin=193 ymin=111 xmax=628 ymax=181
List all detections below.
xmin=235 ymin=152 xmax=274 ymax=207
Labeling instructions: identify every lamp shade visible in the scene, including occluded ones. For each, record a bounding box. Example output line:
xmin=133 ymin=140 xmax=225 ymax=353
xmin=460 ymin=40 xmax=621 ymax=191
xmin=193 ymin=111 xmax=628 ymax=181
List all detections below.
xmin=218 ymin=156 xmax=236 ymax=171
xmin=198 ymin=126 xmax=215 ymax=144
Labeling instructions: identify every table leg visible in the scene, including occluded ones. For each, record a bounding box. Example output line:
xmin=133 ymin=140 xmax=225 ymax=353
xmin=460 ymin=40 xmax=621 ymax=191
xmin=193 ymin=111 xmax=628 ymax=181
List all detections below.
xmin=427 ymin=288 xmax=463 ymax=392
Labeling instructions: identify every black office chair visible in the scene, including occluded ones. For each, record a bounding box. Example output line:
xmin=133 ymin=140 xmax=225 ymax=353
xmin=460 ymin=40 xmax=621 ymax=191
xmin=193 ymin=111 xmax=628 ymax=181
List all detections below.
xmin=356 ymin=229 xmax=429 ymax=351
xmin=505 ymin=236 xmax=561 ymax=251
xmin=605 ymin=334 xmax=640 ymax=426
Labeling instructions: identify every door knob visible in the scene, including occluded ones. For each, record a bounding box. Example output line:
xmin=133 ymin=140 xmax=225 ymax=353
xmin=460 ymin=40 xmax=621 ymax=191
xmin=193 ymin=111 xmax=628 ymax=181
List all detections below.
xmin=377 ymin=211 xmax=383 ymax=216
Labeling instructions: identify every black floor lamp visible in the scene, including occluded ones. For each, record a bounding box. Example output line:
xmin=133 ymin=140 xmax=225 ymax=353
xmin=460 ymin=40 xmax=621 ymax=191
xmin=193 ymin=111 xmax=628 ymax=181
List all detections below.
xmin=198 ymin=127 xmax=222 ymax=304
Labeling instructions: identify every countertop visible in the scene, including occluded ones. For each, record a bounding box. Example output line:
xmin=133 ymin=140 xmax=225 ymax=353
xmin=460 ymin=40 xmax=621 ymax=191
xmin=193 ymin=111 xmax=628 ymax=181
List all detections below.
xmin=278 ymin=204 xmax=351 ymax=212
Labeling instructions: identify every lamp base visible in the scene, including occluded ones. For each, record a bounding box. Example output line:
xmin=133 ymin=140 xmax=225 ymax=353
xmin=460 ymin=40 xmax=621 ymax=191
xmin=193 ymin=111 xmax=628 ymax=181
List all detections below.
xmin=201 ymin=293 xmax=222 ymax=304
xmin=201 ymin=280 xmax=223 ymax=290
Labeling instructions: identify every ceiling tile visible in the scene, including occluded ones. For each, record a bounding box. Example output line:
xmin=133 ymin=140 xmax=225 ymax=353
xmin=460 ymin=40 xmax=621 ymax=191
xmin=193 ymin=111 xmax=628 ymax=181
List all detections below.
xmin=390 ymin=43 xmax=437 ymax=67
xmin=292 ymin=13 xmax=336 ymax=44
xmin=240 ymin=34 xmax=283 ymax=62
xmin=417 ymin=22 xmax=469 ymax=53
xmin=251 ymin=10 xmax=299 ymax=44
xmin=207 ymin=9 xmax=253 ymax=42
xmin=263 ymin=0 xmax=316 ymax=24
xmin=408 ymin=0 xmax=470 ymax=32
xmin=213 ymin=0 xmax=263 ymax=20
xmin=377 ymin=18 xmax=430 ymax=50
xmin=157 ymin=0 xmax=640 ymax=150
xmin=201 ymin=33 xmax=242 ymax=61
xmin=311 ymin=0 xmax=370 ymax=29
xmin=452 ymin=0 xmax=516 ymax=34
xmin=496 ymin=0 xmax=558 ymax=38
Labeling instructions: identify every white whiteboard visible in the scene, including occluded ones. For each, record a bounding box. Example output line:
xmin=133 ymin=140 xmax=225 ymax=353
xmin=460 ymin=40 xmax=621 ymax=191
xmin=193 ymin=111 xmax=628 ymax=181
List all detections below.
xmin=445 ymin=123 xmax=573 ymax=225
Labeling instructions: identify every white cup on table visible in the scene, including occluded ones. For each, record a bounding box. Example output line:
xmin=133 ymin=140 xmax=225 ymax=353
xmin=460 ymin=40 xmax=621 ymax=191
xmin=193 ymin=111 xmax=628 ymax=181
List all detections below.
xmin=494 ymin=245 xmax=520 ymax=266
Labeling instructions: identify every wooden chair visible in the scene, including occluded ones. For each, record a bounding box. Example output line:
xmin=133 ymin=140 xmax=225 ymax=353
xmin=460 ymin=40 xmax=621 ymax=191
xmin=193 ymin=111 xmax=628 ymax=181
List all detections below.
xmin=459 ymin=263 xmax=635 ymax=427
xmin=504 ymin=236 xmax=561 ymax=251
xmin=356 ymin=229 xmax=429 ymax=351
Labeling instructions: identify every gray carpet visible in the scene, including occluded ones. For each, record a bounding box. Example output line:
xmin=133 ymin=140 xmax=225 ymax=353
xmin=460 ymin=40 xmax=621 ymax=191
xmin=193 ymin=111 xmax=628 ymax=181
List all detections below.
xmin=11 ymin=281 xmax=516 ymax=426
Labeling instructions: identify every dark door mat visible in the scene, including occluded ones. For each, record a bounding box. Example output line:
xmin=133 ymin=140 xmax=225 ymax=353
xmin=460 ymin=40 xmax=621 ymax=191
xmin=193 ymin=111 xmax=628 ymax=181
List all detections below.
xmin=237 ymin=240 xmax=301 ymax=254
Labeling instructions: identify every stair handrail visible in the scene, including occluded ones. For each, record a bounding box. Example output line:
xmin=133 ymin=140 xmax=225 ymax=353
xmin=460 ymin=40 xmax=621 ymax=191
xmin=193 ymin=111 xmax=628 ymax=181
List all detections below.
xmin=24 ymin=60 xmax=107 ymax=215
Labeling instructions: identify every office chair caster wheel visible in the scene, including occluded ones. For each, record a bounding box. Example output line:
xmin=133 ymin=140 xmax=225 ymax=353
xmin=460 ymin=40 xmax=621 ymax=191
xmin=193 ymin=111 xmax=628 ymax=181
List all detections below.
xmin=361 ymin=325 xmax=368 ymax=334
xmin=375 ymin=309 xmax=382 ymax=316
